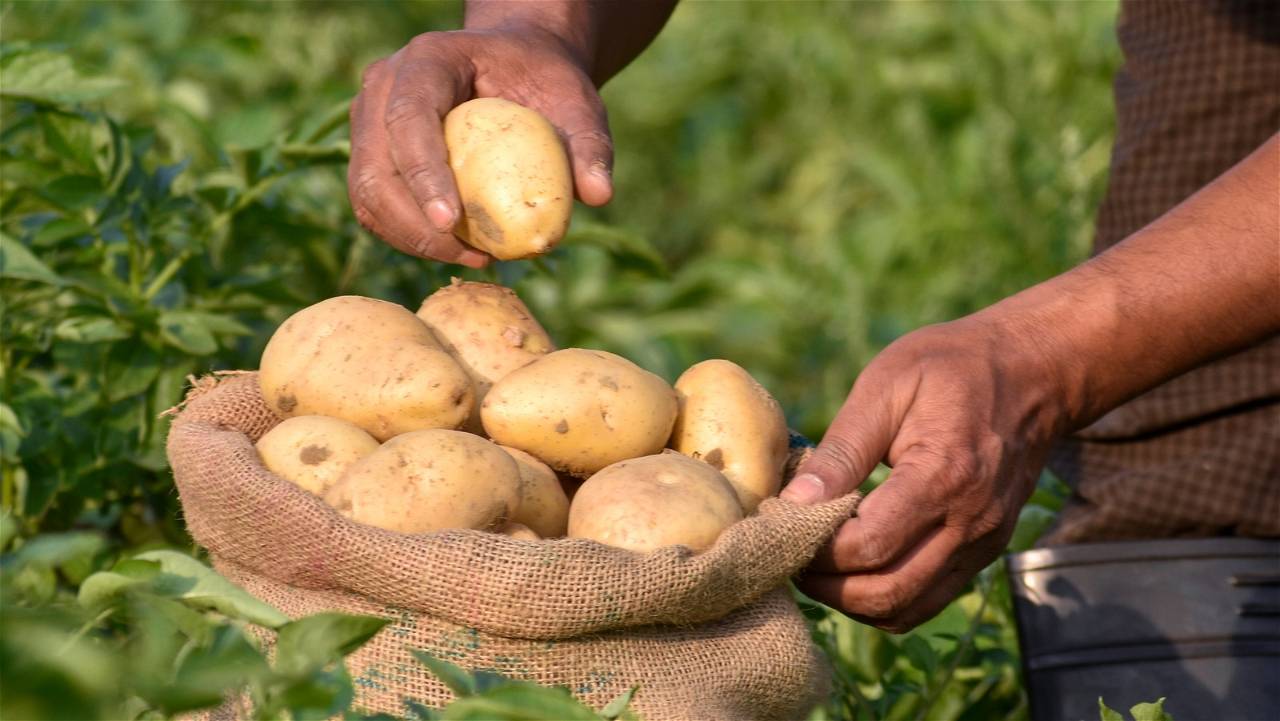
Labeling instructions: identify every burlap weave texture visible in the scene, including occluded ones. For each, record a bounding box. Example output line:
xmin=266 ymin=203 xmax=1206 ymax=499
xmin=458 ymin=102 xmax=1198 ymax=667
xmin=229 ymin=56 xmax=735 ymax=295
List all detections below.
xmin=168 ymin=373 xmax=859 ymax=720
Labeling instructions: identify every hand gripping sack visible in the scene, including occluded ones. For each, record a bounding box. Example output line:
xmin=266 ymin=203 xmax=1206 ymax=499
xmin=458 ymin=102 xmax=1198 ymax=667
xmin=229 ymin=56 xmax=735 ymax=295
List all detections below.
xmin=167 ymin=373 xmax=861 ymax=721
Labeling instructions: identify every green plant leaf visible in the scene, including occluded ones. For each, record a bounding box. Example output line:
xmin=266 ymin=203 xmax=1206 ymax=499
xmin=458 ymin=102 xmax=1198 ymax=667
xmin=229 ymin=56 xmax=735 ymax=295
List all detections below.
xmin=6 ymin=531 xmax=104 ymax=568
xmin=0 ymin=232 xmax=64 ymax=284
xmin=104 ymin=341 xmax=162 ymax=402
xmin=901 ymin=634 xmax=938 ymax=677
xmin=275 ymin=612 xmax=388 ymax=678
xmin=1099 ymin=697 xmax=1125 ymax=721
xmin=158 ymin=624 xmax=269 ymax=714
xmin=42 ymin=174 xmax=105 ymax=211
xmin=440 ymin=685 xmax=601 ymax=721
xmin=410 ymin=650 xmax=476 ymax=698
xmin=158 ymin=310 xmax=219 ymax=355
xmin=599 ymin=686 xmax=638 ymax=720
xmin=562 ymin=223 xmax=667 ymax=276
xmin=132 ymin=550 xmax=290 ymax=628
xmin=0 ymin=402 xmax=25 ymax=462
xmin=54 ymin=316 xmax=130 ymax=344
xmin=0 ymin=49 xmax=125 ymax=105
xmin=1130 ymin=698 xmax=1173 ymax=721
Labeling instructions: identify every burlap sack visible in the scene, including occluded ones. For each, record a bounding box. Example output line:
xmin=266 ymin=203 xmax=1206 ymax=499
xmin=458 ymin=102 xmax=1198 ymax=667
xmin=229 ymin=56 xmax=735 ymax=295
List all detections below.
xmin=167 ymin=373 xmax=861 ymax=721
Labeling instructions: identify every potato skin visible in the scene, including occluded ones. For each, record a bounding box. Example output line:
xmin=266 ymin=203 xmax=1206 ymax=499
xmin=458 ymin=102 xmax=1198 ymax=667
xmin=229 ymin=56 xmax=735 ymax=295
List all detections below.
xmin=443 ymin=98 xmax=573 ymax=260
xmin=329 ymin=429 xmax=521 ymax=534
xmin=671 ymin=360 xmax=789 ymax=514
xmin=481 ymin=349 xmax=678 ymax=476
xmin=499 ymin=445 xmax=570 ymax=538
xmin=259 ymin=296 xmax=473 ymax=440
xmin=567 ymin=452 xmax=743 ymax=553
xmin=417 ymin=280 xmax=555 ymax=431
xmin=256 ymin=415 xmax=380 ymax=498
xmin=498 ymin=522 xmax=541 ymax=541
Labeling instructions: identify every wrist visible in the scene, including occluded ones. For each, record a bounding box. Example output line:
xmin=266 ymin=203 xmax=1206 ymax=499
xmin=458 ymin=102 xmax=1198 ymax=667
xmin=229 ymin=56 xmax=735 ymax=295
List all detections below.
xmin=969 ymin=278 xmax=1118 ymax=435
xmin=464 ymin=1 xmax=597 ymax=75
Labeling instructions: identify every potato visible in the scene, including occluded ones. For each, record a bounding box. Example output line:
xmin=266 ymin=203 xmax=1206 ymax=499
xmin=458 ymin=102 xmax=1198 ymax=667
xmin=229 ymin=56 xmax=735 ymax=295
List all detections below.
xmin=417 ymin=279 xmax=555 ymax=431
xmin=567 ymin=452 xmax=743 ymax=553
xmin=443 ymin=98 xmax=573 ymax=260
xmin=498 ymin=522 xmax=541 ymax=541
xmin=481 ymin=348 xmax=678 ymax=476
xmin=670 ymin=360 xmax=789 ymax=513
xmin=256 ymin=415 xmax=379 ymax=498
xmin=329 ymin=429 xmax=521 ymax=534
xmin=499 ymin=445 xmax=570 ymax=538
xmin=259 ymin=296 xmax=473 ymax=440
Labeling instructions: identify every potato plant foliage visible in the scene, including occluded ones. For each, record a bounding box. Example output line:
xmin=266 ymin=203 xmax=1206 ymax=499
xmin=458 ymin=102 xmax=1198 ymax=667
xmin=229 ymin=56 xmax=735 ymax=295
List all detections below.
xmin=2 ymin=2 xmax=1120 ymax=720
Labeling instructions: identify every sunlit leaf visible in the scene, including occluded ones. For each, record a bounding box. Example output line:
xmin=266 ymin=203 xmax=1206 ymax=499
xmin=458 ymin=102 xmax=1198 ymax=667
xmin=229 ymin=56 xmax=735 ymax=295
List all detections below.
xmin=0 ymin=49 xmax=125 ymax=105
xmin=54 ymin=315 xmax=130 ymax=343
xmin=275 ymin=612 xmax=388 ymax=678
xmin=0 ymin=232 xmax=64 ymax=284
xmin=132 ymin=550 xmax=290 ymax=628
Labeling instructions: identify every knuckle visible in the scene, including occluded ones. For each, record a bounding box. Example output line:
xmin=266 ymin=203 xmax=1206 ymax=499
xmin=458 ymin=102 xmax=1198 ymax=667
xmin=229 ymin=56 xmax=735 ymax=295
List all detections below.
xmin=859 ymin=581 xmax=911 ymax=620
xmin=941 ymin=452 xmax=980 ymax=488
xmin=384 ymin=93 xmax=426 ymax=130
xmin=969 ymin=508 xmax=1006 ymax=539
xmin=568 ymin=128 xmax=614 ymax=153
xmin=350 ymin=171 xmax=382 ymax=209
xmin=352 ymin=205 xmax=378 ymax=234
xmin=407 ymin=31 xmax=447 ymax=54
xmin=850 ymin=527 xmax=894 ymax=569
xmin=402 ymin=162 xmax=447 ymax=196
xmin=817 ymin=434 xmax=870 ymax=487
xmin=360 ymin=58 xmax=388 ymax=87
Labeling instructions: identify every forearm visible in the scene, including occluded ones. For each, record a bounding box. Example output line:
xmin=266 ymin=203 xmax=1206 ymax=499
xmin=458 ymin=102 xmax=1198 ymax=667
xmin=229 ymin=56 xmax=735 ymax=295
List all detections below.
xmin=465 ymin=0 xmax=678 ymax=85
xmin=991 ymin=132 xmax=1280 ymax=431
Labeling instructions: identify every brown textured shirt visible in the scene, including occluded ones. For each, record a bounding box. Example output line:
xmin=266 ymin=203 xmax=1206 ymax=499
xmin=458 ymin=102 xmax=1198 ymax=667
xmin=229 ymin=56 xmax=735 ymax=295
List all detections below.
xmin=1043 ymin=0 xmax=1280 ymax=544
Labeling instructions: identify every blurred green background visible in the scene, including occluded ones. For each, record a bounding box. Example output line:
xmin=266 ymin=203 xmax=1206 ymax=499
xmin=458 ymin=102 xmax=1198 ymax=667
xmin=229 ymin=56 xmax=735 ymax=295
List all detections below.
xmin=1 ymin=1 xmax=1119 ymax=719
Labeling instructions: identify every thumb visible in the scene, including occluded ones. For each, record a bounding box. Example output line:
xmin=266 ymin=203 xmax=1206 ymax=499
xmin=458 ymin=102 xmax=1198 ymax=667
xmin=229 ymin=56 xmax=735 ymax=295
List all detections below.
xmin=782 ymin=374 xmax=897 ymax=505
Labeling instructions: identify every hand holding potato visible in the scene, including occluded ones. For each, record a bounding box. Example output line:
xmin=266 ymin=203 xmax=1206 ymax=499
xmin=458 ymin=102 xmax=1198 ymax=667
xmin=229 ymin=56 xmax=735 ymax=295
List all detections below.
xmin=348 ymin=25 xmax=612 ymax=265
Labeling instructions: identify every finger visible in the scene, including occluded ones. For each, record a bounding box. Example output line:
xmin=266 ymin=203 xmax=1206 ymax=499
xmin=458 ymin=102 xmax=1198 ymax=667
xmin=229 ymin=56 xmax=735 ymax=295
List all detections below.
xmin=383 ymin=52 xmax=473 ymax=230
xmin=542 ymin=97 xmax=613 ymax=206
xmin=805 ymin=528 xmax=1009 ymax=633
xmin=349 ymin=61 xmax=488 ymax=267
xmin=781 ymin=369 xmax=898 ymax=505
xmin=798 ymin=524 xmax=962 ymax=624
xmin=810 ymin=458 xmax=945 ymax=572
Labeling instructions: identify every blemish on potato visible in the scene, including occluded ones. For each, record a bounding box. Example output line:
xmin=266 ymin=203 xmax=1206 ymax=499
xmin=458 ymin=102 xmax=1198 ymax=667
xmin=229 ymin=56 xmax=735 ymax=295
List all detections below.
xmin=299 ymin=444 xmax=331 ymax=465
xmin=501 ymin=326 xmax=526 ymax=348
xmin=465 ymin=202 xmax=504 ymax=245
xmin=555 ymin=419 xmax=569 ymax=434
xmin=703 ymin=448 xmax=725 ymax=470
xmin=277 ymin=394 xmax=297 ymax=413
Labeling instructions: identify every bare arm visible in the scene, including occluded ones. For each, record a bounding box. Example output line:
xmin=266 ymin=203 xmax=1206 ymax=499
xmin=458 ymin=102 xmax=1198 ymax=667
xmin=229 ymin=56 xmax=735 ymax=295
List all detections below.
xmin=349 ymin=0 xmax=677 ymax=265
xmin=466 ymin=1 xmax=679 ymax=86
xmin=784 ymin=132 xmax=1280 ymax=631
xmin=1020 ymin=132 xmax=1280 ymax=428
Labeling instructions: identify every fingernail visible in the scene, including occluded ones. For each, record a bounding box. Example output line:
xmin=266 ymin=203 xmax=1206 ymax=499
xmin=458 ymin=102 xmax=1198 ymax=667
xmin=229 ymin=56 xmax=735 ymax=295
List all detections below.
xmin=426 ymin=199 xmax=456 ymax=231
xmin=781 ymin=473 xmax=826 ymax=505
xmin=588 ymin=162 xmax=611 ymax=182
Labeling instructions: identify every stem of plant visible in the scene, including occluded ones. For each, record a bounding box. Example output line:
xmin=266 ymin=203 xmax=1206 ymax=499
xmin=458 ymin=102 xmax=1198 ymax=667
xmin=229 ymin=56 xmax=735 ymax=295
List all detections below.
xmin=913 ymin=570 xmax=995 ymax=721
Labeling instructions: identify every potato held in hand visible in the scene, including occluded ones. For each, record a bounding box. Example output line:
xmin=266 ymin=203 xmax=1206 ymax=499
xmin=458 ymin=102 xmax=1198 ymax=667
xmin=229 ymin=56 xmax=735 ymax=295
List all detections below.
xmin=256 ymin=415 xmax=379 ymax=498
xmin=330 ymin=429 xmax=521 ymax=534
xmin=259 ymin=296 xmax=473 ymax=440
xmin=671 ymin=360 xmax=789 ymax=513
xmin=444 ymin=98 xmax=573 ymax=260
xmin=568 ymin=452 xmax=744 ymax=553
xmin=482 ymin=349 xmax=679 ymax=476
xmin=417 ymin=280 xmax=554 ymax=430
